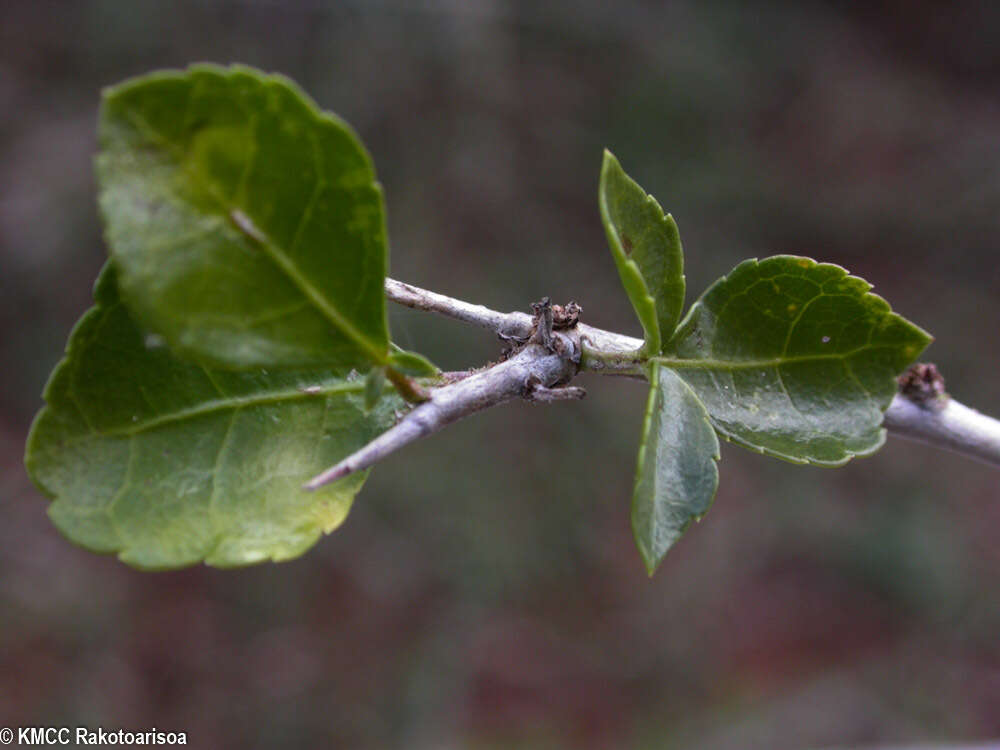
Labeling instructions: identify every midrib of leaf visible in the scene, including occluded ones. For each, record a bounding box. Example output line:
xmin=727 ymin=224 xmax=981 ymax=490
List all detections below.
xmin=652 ymin=343 xmax=903 ymax=372
xmin=118 ymin=104 xmax=388 ymax=367
xmin=74 ymin=379 xmax=365 ymax=440
xmin=228 ymin=206 xmax=386 ymax=364
xmin=597 ymin=192 xmax=661 ymax=355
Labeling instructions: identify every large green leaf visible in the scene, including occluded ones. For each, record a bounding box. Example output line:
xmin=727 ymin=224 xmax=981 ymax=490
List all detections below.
xmin=97 ymin=64 xmax=389 ymax=371
xmin=25 ymin=265 xmax=398 ymax=570
xmin=599 ymin=150 xmax=685 ymax=354
xmin=632 ymin=363 xmax=720 ymax=575
xmin=658 ymin=256 xmax=932 ymax=465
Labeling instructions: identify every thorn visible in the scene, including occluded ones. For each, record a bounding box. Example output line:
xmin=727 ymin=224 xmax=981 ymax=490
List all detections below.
xmin=303 ymin=461 xmax=352 ymax=490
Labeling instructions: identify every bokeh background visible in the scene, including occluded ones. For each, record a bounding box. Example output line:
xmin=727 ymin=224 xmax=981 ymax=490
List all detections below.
xmin=3 ymin=1 xmax=999 ymax=748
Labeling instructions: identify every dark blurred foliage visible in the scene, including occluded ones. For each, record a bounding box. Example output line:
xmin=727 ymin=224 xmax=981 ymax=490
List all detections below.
xmin=2 ymin=1 xmax=1000 ymax=747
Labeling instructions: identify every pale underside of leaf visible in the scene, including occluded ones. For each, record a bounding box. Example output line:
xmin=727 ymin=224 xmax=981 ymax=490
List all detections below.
xmin=632 ymin=363 xmax=720 ymax=575
xmin=659 ymin=256 xmax=932 ymax=466
xmin=97 ymin=63 xmax=390 ymax=371
xmin=599 ymin=150 xmax=686 ymax=354
xmin=25 ymin=265 xmax=398 ymax=570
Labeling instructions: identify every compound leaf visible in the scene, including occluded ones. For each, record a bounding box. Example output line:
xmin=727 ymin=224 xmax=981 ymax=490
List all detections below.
xmin=25 ymin=265 xmax=398 ymax=570
xmin=632 ymin=363 xmax=720 ymax=575
xmin=599 ymin=150 xmax=685 ymax=354
xmin=97 ymin=64 xmax=389 ymax=371
xmin=659 ymin=256 xmax=932 ymax=465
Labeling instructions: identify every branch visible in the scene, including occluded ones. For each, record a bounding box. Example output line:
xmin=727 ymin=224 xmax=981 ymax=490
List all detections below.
xmin=305 ymin=310 xmax=582 ymax=490
xmin=385 ymin=278 xmax=534 ymax=340
xmin=306 ymin=279 xmax=1000 ymax=488
xmin=883 ymin=394 xmax=1000 ymax=467
xmin=385 ymin=277 xmax=644 ymax=373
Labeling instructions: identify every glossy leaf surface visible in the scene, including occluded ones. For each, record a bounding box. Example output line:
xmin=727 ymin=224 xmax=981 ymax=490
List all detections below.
xmin=97 ymin=64 xmax=389 ymax=370
xmin=659 ymin=256 xmax=932 ymax=465
xmin=599 ymin=150 xmax=685 ymax=354
xmin=25 ymin=265 xmax=397 ymax=569
xmin=632 ymin=364 xmax=720 ymax=574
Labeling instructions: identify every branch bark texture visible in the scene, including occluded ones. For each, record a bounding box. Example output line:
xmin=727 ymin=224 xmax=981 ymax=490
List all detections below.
xmin=306 ymin=278 xmax=1000 ymax=488
xmin=306 ymin=300 xmax=582 ymax=489
xmin=883 ymin=395 xmax=1000 ymax=467
xmin=385 ymin=278 xmax=644 ymax=372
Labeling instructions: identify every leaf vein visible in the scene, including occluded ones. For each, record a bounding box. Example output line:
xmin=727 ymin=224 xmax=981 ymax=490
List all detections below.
xmin=119 ymin=95 xmax=385 ymax=366
xmin=67 ymin=382 xmax=364 ymax=441
xmin=208 ymin=407 xmax=241 ymax=535
xmin=654 ymin=343 xmax=903 ymax=371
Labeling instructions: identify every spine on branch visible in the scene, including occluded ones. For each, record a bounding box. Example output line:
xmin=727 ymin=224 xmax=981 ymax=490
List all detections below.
xmin=308 ymin=279 xmax=1000 ymax=489
xmin=306 ymin=298 xmax=583 ymax=489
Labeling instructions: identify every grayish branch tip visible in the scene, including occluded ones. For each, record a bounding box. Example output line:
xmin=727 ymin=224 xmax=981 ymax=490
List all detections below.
xmin=370 ymin=278 xmax=1000 ymax=476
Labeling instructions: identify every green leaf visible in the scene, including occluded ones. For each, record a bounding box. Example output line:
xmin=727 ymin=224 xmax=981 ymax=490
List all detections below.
xmin=24 ymin=265 xmax=398 ymax=570
xmin=632 ymin=363 xmax=720 ymax=575
xmin=96 ymin=64 xmax=389 ymax=371
xmin=599 ymin=150 xmax=685 ymax=354
xmin=388 ymin=347 xmax=440 ymax=377
xmin=364 ymin=366 xmax=386 ymax=410
xmin=659 ymin=256 xmax=932 ymax=465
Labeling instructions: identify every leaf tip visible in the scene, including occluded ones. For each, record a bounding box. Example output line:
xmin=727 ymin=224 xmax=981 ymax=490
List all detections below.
xmin=642 ymin=554 xmax=662 ymax=578
xmin=600 ymin=149 xmax=625 ymax=185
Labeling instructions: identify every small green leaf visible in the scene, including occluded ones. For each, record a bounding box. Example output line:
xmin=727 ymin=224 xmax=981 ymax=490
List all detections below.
xmin=364 ymin=366 xmax=386 ymax=410
xmin=599 ymin=150 xmax=685 ymax=354
xmin=25 ymin=265 xmax=397 ymax=570
xmin=659 ymin=256 xmax=932 ymax=465
xmin=632 ymin=363 xmax=720 ymax=575
xmin=97 ymin=64 xmax=389 ymax=371
xmin=388 ymin=347 xmax=440 ymax=377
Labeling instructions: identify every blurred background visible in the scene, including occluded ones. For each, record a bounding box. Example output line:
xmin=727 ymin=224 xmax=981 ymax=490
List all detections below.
xmin=3 ymin=1 xmax=1000 ymax=747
